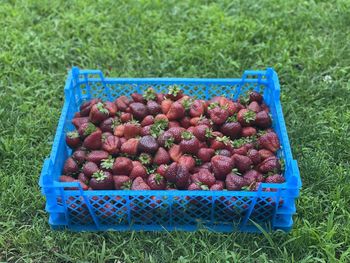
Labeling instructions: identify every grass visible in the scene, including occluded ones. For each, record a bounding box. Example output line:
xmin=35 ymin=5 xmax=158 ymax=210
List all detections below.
xmin=0 ymin=0 xmax=350 ymax=262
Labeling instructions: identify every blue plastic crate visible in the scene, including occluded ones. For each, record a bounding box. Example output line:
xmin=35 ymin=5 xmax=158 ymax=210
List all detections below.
xmin=39 ymin=67 xmax=301 ymax=232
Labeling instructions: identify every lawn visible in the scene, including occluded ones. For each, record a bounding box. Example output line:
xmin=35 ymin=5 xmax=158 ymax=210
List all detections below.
xmin=1 ymin=0 xmax=350 ymax=262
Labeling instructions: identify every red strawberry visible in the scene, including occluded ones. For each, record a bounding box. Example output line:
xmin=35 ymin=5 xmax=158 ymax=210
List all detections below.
xmin=167 ymin=127 xmax=186 ymax=143
xmin=247 ymin=101 xmax=261 ymax=113
xmin=78 ymin=122 xmax=97 ymax=138
xmin=80 ymin=99 xmax=101 ymax=117
xmin=179 ymin=131 xmax=199 ymax=154
xmin=215 ymin=149 xmax=231 ymax=157
xmin=220 ymin=122 xmax=242 ymax=139
xmin=211 ymin=155 xmax=234 ymax=180
xmin=166 ymin=85 xmax=183 ymax=101
xmin=115 ymin=96 xmax=131 ymax=111
xmin=232 ymin=145 xmax=248 ymax=156
xmin=102 ymin=135 xmax=121 ymax=155
xmin=176 ymin=165 xmax=190 ymax=189
xmin=129 ymin=162 xmax=148 ymax=180
xmin=219 ymin=98 xmax=238 ymax=115
xmin=261 ymin=103 xmax=270 ymax=113
xmin=180 ymin=116 xmax=191 ymax=129
xmin=104 ymin=101 xmax=117 ymax=116
xmin=147 ymin=100 xmax=161 ymax=115
xmin=197 ymin=117 xmax=213 ymax=127
xmin=255 ymin=111 xmax=272 ymax=128
xmin=161 ymin=99 xmax=173 ymax=114
xmin=177 ymin=155 xmax=196 ymax=171
xmin=72 ymin=117 xmax=90 ymax=129
xmin=265 ymin=174 xmax=285 ymax=183
xmin=210 ymin=134 xmax=231 ymax=151
xmin=138 ymin=135 xmax=159 ymax=154
xmin=259 ymin=149 xmax=274 ymax=160
xmin=258 ymin=156 xmax=281 ymax=173
xmin=168 ymin=144 xmax=183 ymax=162
xmin=166 ymin=101 xmax=185 ymax=120
xmin=225 ymin=172 xmax=247 ymax=190
xmin=237 ymin=109 xmax=256 ymax=126
xmin=232 ymin=154 xmax=253 ymax=173
xmin=66 ymin=130 xmax=81 ymax=149
xmin=153 ymin=147 xmax=170 ymax=165
xmin=114 ymin=124 xmax=125 ymax=137
xmin=243 ymin=170 xmax=264 ymax=184
xmin=78 ymin=173 xmax=90 ymax=185
xmin=89 ymin=102 xmax=109 ymax=124
xmin=249 ymin=91 xmax=263 ymax=104
xmin=154 ymin=114 xmax=169 ymax=122
xmin=141 ymin=115 xmax=154 ymax=126
xmin=156 ymin=164 xmax=168 ymax=177
xmin=196 ymin=169 xmax=216 ymax=187
xmin=131 ymin=93 xmax=146 ymax=103
xmin=86 ymin=150 xmax=109 ymax=165
xmin=210 ymin=183 xmax=224 ymax=191
xmin=140 ymin=125 xmax=152 ymax=136
xmin=129 ymin=102 xmax=149 ymax=120
xmin=156 ymin=93 xmax=165 ymax=104
xmin=192 ymin=124 xmax=209 ymax=141
xmin=63 ymin=157 xmax=79 ymax=175
xmin=90 ymin=171 xmax=114 ymax=190
xmin=157 ymin=131 xmax=175 ymax=148
xmin=131 ymin=177 xmax=151 ymax=190
xmin=147 ymin=173 xmax=166 ymax=190
xmin=124 ymin=121 xmax=141 ymax=139
xmin=82 ymin=162 xmax=99 ymax=178
xmin=197 ymin=148 xmax=215 ymax=162
xmin=59 ymin=175 xmax=88 ymax=190
xmin=168 ymin=121 xmax=180 ymax=128
xmin=112 ymin=157 xmax=133 ymax=175
xmin=189 ymin=100 xmax=206 ymax=117
xmin=247 ymin=149 xmax=261 ymax=165
xmin=83 ymin=130 xmax=102 ymax=150
xmin=165 ymin=162 xmax=178 ymax=183
xmin=113 ymin=176 xmax=131 ymax=190
xmin=208 ymin=106 xmax=228 ymax=125
xmin=188 ymin=183 xmax=202 ymax=190
xmin=72 ymin=150 xmax=87 ymax=164
xmin=100 ymin=117 xmax=119 ymax=133
xmin=241 ymin=127 xmax=257 ymax=137
xmin=120 ymin=112 xmax=132 ymax=123
xmin=120 ymin=138 xmax=139 ymax=155
xmin=258 ymin=132 xmax=280 ymax=153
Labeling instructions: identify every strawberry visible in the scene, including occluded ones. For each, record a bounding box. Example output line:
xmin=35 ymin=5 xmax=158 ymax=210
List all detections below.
xmin=141 ymin=115 xmax=154 ymax=126
xmin=66 ymin=130 xmax=81 ymax=149
xmin=197 ymin=116 xmax=213 ymax=127
xmin=131 ymin=92 xmax=146 ymax=103
xmin=259 ymin=149 xmax=274 ymax=160
xmin=120 ymin=112 xmax=132 ymax=123
xmin=150 ymin=119 xmax=169 ymax=138
xmin=168 ymin=144 xmax=183 ymax=162
xmin=258 ymin=156 xmax=281 ymax=173
xmin=131 ymin=177 xmax=151 ymax=190
xmin=249 ymin=91 xmax=263 ymax=104
xmin=196 ymin=169 xmax=216 ymax=187
xmin=167 ymin=85 xmax=183 ymax=101
xmin=129 ymin=162 xmax=148 ymax=180
xmin=210 ymin=134 xmax=231 ymax=151
xmin=78 ymin=122 xmax=97 ymax=138
xmin=247 ymin=149 xmax=261 ymax=165
xmin=265 ymin=174 xmax=285 ymax=183
xmin=219 ymin=98 xmax=238 ymax=115
xmin=100 ymin=156 xmax=115 ymax=172
xmin=237 ymin=109 xmax=256 ymax=127
xmin=140 ymin=125 xmax=152 ymax=136
xmin=243 ymin=170 xmax=264 ymax=184
xmin=188 ymin=183 xmax=202 ymax=190
xmin=139 ymin=153 xmax=152 ymax=166
xmin=241 ymin=127 xmax=257 ymax=137
xmin=247 ymin=101 xmax=261 ymax=113
xmin=154 ymin=114 xmax=169 ymax=122
xmin=220 ymin=121 xmax=242 ymax=139
xmin=161 ymin=99 xmax=173 ymax=114
xmin=104 ymin=101 xmax=118 ymax=116
xmin=72 ymin=149 xmax=87 ymax=164
xmin=258 ymin=132 xmax=280 ymax=153
xmin=211 ymin=155 xmax=234 ymax=180
xmin=210 ymin=183 xmax=224 ymax=191
xmin=147 ymin=173 xmax=166 ymax=190
xmin=113 ymin=176 xmax=131 ymax=190
xmin=138 ymin=135 xmax=159 ymax=154
xmin=179 ymin=131 xmax=199 ymax=154
xmin=114 ymin=124 xmax=125 ymax=137
xmin=124 ymin=121 xmax=141 ymax=139
xmin=180 ymin=116 xmax=191 ymax=129
xmin=78 ymin=173 xmax=90 ymax=185
xmin=83 ymin=129 xmax=102 ymax=150
xmin=232 ymin=154 xmax=253 ymax=173
xmin=156 ymin=93 xmax=165 ymax=104
xmin=261 ymin=103 xmax=270 ymax=113
xmin=176 ymin=165 xmax=190 ymax=189
xmin=168 ymin=121 xmax=180 ymax=128
xmin=112 ymin=157 xmax=133 ymax=175
xmin=143 ymin=87 xmax=157 ymax=101
xmin=192 ymin=124 xmax=209 ymax=141
xmin=166 ymin=101 xmax=185 ymax=120
xmin=100 ymin=117 xmax=119 ymax=133
xmin=147 ymin=100 xmax=161 ymax=115
xmin=90 ymin=170 xmax=114 ymax=190
xmin=153 ymin=147 xmax=170 ymax=165
xmin=102 ymin=135 xmax=121 ymax=155
xmin=82 ymin=162 xmax=99 ymax=178
xmin=86 ymin=150 xmax=109 ymax=165
xmin=129 ymin=102 xmax=149 ymax=120
xmin=120 ymin=138 xmax=139 ymax=155
xmin=89 ymin=102 xmax=109 ymax=124
xmin=189 ymin=100 xmax=206 ymax=117
xmin=72 ymin=117 xmax=90 ymax=129
xmin=208 ymin=106 xmax=228 ymax=125
xmin=115 ymin=96 xmax=131 ymax=111
xmin=59 ymin=175 xmax=88 ymax=190
xmin=225 ymin=172 xmax=247 ymax=190
xmin=63 ymin=157 xmax=79 ymax=175
xmin=215 ymin=149 xmax=231 ymax=157
xmin=157 ymin=131 xmax=175 ymax=148
xmin=197 ymin=148 xmax=215 ymax=162
xmin=74 ymin=112 xmax=81 ymax=118
xmin=156 ymin=164 xmax=168 ymax=177
xmin=167 ymin=127 xmax=186 ymax=143
xmin=80 ymin=99 xmax=101 ymax=117
xmin=165 ymin=162 xmax=178 ymax=183
xmin=177 ymin=155 xmax=196 ymax=171
xmin=255 ymin=111 xmax=272 ymax=128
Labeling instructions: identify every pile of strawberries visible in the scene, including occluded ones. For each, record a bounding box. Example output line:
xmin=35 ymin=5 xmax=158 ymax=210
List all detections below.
xmin=61 ymin=86 xmax=284 ymax=191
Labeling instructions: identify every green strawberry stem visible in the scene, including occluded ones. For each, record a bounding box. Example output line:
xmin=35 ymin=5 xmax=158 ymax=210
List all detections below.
xmin=67 ymin=130 xmax=79 ymax=138
xmin=216 ymin=135 xmax=231 ymax=145
xmin=205 ymin=128 xmax=214 ymax=139
xmin=92 ymin=170 xmax=107 ymax=181
xmin=181 ymin=131 xmax=194 ymax=140
xmin=96 ymin=102 xmax=109 ymax=114
xmin=140 ymin=153 xmax=151 ymax=165
xmin=143 ymin=87 xmax=156 ymax=101
xmin=208 ymin=102 xmax=219 ymax=110
xmin=154 ymin=173 xmax=163 ymax=185
xmin=164 ymin=137 xmax=175 ymax=148
xmin=84 ymin=123 xmax=97 ymax=136
xmin=101 ymin=156 xmax=115 ymax=169
xmin=244 ymin=110 xmax=256 ymax=122
xmin=168 ymin=85 xmax=181 ymax=96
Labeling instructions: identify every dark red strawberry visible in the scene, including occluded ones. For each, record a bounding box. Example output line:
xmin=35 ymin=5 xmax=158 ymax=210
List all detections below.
xmin=168 ymin=121 xmax=180 ymax=128
xmin=255 ymin=111 xmax=272 ymax=128
xmin=192 ymin=124 xmax=209 ymax=141
xmin=179 ymin=131 xmax=199 ymax=154
xmin=131 ymin=93 xmax=146 ymax=103
xmin=249 ymin=91 xmax=263 ymax=104
xmin=232 ymin=154 xmax=253 ymax=173
xmin=60 ymin=175 xmax=88 ymax=190
xmin=147 ymin=100 xmax=161 ymax=115
xmin=188 ymin=183 xmax=202 ymax=190
xmin=113 ymin=175 xmax=131 ymax=190
xmin=211 ymin=155 xmax=234 ymax=180
xmin=120 ymin=138 xmax=139 ymax=155
xmin=112 ymin=157 xmax=133 ymax=175
xmin=156 ymin=93 xmax=165 ymax=104
xmin=72 ymin=150 xmax=87 ymax=164
xmin=154 ymin=114 xmax=168 ymax=122
xmin=124 ymin=121 xmax=141 ymax=139
xmin=210 ymin=183 xmax=224 ymax=190
xmin=120 ymin=112 xmax=132 ymax=123
xmin=104 ymin=101 xmax=117 ymax=116
xmin=131 ymin=177 xmax=151 ymax=190
xmin=129 ymin=161 xmax=148 ymax=180
xmin=241 ymin=127 xmax=257 ymax=137
xmin=165 ymin=162 xmax=178 ymax=183
xmin=216 ymin=149 xmax=231 ymax=157
xmin=247 ymin=149 xmax=261 ymax=165
xmin=153 ymin=147 xmax=170 ymax=165
xmin=247 ymin=101 xmax=261 ymax=113
xmin=140 ymin=125 xmax=152 ymax=136
xmin=166 ymin=101 xmax=185 ymax=121
xmin=138 ymin=135 xmax=159 ymax=154
xmin=66 ymin=130 xmax=81 ymax=149
xmin=100 ymin=117 xmax=120 ymax=133
xmin=89 ymin=102 xmax=109 ymax=124
xmin=220 ymin=121 xmax=242 ymax=139
xmin=189 ymin=100 xmax=206 ymax=117
xmin=243 ymin=170 xmax=264 ymax=184
xmin=208 ymin=106 xmax=228 ymax=125
xmin=168 ymin=127 xmax=186 ymax=143
xmin=115 ymin=96 xmax=131 ymax=111
xmin=102 ymin=135 xmax=121 ymax=155
xmin=237 ymin=109 xmax=256 ymax=126
xmin=72 ymin=117 xmax=90 ymax=129
xmin=259 ymin=149 xmax=274 ymax=160
xmin=63 ymin=157 xmax=79 ymax=175
xmin=157 ymin=131 xmax=175 ymax=148
xmin=78 ymin=173 xmax=90 ymax=185
xmin=141 ymin=115 xmax=154 ymax=126
xmin=197 ymin=148 xmax=215 ymax=162
xmin=180 ymin=116 xmax=191 ymax=129
xmin=258 ymin=132 xmax=280 ymax=153
xmin=265 ymin=174 xmax=285 ymax=183
xmin=225 ymin=172 xmax=247 ymax=190
xmin=86 ymin=150 xmax=109 ymax=165
xmin=161 ymin=99 xmax=173 ymax=114
xmin=261 ymin=103 xmax=270 ymax=113
xmin=169 ymin=144 xmax=183 ymax=162
xmin=232 ymin=145 xmax=248 ymax=155
xmin=167 ymin=85 xmax=183 ymax=101
xmin=196 ymin=169 xmax=216 ymax=187
xmin=210 ymin=134 xmax=231 ymax=151
xmin=176 ymin=165 xmax=190 ymax=189
xmin=129 ymin=102 xmax=149 ymax=120
xmin=83 ymin=129 xmax=102 ymax=150
xmin=82 ymin=162 xmax=99 ymax=178
xmin=147 ymin=173 xmax=166 ymax=190
xmin=114 ymin=124 xmax=125 ymax=137
xmin=78 ymin=122 xmax=97 ymax=138
xmin=80 ymin=99 xmax=101 ymax=117
xmin=177 ymin=155 xmax=196 ymax=171
xmin=156 ymin=164 xmax=168 ymax=177
xmin=90 ymin=170 xmax=114 ymax=190
xmin=219 ymin=98 xmax=238 ymax=115
xmin=258 ymin=156 xmax=281 ymax=173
